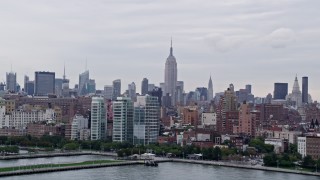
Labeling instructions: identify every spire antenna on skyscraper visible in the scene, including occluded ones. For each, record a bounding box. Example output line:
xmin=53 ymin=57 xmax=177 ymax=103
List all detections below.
xmin=170 ymin=37 xmax=173 ymax=56
xmin=85 ymin=57 xmax=88 ymax=71
xmin=63 ymin=61 xmax=66 ymax=80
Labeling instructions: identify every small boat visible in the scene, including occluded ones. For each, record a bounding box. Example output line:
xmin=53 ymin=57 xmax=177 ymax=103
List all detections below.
xmin=145 ymin=160 xmax=158 ymax=167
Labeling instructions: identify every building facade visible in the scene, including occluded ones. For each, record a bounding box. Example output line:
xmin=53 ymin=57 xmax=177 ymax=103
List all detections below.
xmin=302 ymin=76 xmax=308 ymax=104
xmin=112 ymin=97 xmax=134 ymax=143
xmin=208 ymin=76 xmax=213 ymax=101
xmin=90 ymin=97 xmax=106 ymax=140
xmin=6 ymin=72 xmax=17 ymax=92
xmin=35 ymin=71 xmax=55 ymax=96
xmin=112 ymin=79 xmax=121 ymax=100
xmin=133 ymin=95 xmax=160 ymax=145
xmin=78 ymin=70 xmax=89 ymax=96
xmin=286 ymin=76 xmax=302 ymax=108
xmin=141 ymin=78 xmax=149 ymax=96
xmin=164 ymin=40 xmax=177 ymax=106
xmin=274 ymin=83 xmax=288 ymax=100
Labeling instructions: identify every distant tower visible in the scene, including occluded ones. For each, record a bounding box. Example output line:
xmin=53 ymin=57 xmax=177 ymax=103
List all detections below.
xmin=78 ymin=70 xmax=89 ymax=96
xmin=141 ymin=78 xmax=149 ymax=95
xmin=62 ymin=64 xmax=70 ymax=97
xmin=6 ymin=72 xmax=17 ymax=92
xmin=208 ymin=75 xmax=213 ymax=101
xmin=112 ymin=79 xmax=121 ymax=100
xmin=164 ymin=39 xmax=177 ymax=106
xmin=286 ymin=76 xmax=302 ymax=107
xmin=302 ymin=76 xmax=308 ymax=104
xmin=128 ymin=82 xmax=136 ymax=101
xmin=245 ymin=84 xmax=252 ymax=94
xmin=274 ymin=83 xmax=288 ymax=100
xmin=34 ymin=71 xmax=55 ymax=96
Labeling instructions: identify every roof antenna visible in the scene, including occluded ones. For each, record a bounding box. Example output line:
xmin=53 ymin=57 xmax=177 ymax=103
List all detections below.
xmin=85 ymin=57 xmax=88 ymax=71
xmin=63 ymin=61 xmax=66 ymax=80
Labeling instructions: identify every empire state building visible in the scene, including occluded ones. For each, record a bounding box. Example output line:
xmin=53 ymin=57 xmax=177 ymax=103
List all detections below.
xmin=164 ymin=40 xmax=177 ymax=106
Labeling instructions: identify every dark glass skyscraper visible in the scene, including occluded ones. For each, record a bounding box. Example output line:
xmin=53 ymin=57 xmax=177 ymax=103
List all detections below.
xmin=273 ymin=83 xmax=288 ymax=100
xmin=302 ymin=76 xmax=308 ymax=103
xmin=141 ymin=78 xmax=148 ymax=95
xmin=6 ymin=72 xmax=16 ymax=92
xmin=245 ymin=84 xmax=252 ymax=94
xmin=112 ymin=79 xmax=121 ymax=100
xmin=35 ymin=71 xmax=55 ymax=96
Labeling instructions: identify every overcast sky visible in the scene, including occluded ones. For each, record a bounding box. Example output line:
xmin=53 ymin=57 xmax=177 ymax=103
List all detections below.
xmin=0 ymin=0 xmax=319 ymax=100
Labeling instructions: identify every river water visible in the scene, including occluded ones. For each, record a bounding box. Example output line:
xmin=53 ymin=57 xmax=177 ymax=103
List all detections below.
xmin=0 ymin=159 xmax=318 ymax=180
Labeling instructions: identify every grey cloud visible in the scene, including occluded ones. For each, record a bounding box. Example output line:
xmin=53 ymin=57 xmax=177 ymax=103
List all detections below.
xmin=203 ymin=33 xmax=243 ymax=52
xmin=264 ymin=28 xmax=296 ymax=48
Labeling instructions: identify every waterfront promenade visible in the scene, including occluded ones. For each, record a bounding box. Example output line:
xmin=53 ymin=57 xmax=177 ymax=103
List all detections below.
xmin=170 ymin=158 xmax=320 ymax=177
xmin=0 ymin=152 xmax=319 ymax=177
xmin=0 ymin=151 xmax=117 ymax=160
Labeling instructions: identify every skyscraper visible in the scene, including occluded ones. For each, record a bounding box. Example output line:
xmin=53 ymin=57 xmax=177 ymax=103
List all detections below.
xmin=195 ymin=87 xmax=208 ymax=101
xmin=128 ymin=82 xmax=136 ymax=101
xmin=141 ymin=78 xmax=149 ymax=96
xmin=164 ymin=40 xmax=177 ymax=106
xmin=286 ymin=76 xmax=302 ymax=107
xmin=302 ymin=76 xmax=308 ymax=104
xmin=91 ymin=97 xmax=106 ymax=140
xmin=112 ymin=97 xmax=134 ymax=143
xmin=149 ymin=87 xmax=162 ymax=107
xmin=87 ymin=79 xmax=96 ymax=94
xmin=208 ymin=76 xmax=213 ymax=101
xmin=34 ymin=71 xmax=55 ymax=96
xmin=6 ymin=72 xmax=16 ymax=92
xmin=62 ymin=64 xmax=70 ymax=97
xmin=78 ymin=70 xmax=89 ymax=96
xmin=176 ymin=81 xmax=184 ymax=105
xmin=133 ymin=95 xmax=160 ymax=145
xmin=24 ymin=75 xmax=29 ymax=93
xmin=245 ymin=84 xmax=252 ymax=94
xmin=55 ymin=78 xmax=63 ymax=97
xmin=112 ymin=79 xmax=121 ymax=100
xmin=104 ymin=85 xmax=113 ymax=100
xmin=274 ymin=83 xmax=288 ymax=100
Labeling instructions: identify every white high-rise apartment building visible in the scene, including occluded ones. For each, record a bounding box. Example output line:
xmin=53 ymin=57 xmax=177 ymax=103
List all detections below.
xmin=133 ymin=95 xmax=160 ymax=145
xmin=91 ymin=97 xmax=106 ymax=140
xmin=112 ymin=97 xmax=134 ymax=143
xmin=71 ymin=115 xmax=89 ymax=140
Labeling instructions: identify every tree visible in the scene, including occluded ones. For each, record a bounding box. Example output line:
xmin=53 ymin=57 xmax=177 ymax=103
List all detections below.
xmin=263 ymin=153 xmax=278 ymax=166
xmin=213 ymin=147 xmax=222 ymax=161
xmin=302 ymin=155 xmax=315 ymax=168
xmin=63 ymin=143 xmax=79 ymax=151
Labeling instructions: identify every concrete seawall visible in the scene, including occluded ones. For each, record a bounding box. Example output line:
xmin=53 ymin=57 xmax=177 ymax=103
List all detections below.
xmin=169 ymin=159 xmax=320 ymax=177
xmin=0 ymin=156 xmax=319 ymax=177
xmin=0 ymin=151 xmax=117 ymax=160
xmin=0 ymin=161 xmax=143 ymax=177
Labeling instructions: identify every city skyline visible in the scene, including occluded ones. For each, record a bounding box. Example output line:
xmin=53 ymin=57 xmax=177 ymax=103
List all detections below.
xmin=0 ymin=1 xmax=319 ymax=100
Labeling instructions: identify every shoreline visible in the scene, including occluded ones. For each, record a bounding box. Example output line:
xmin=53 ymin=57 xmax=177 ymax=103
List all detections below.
xmin=0 ymin=161 xmax=144 ymax=177
xmin=0 ymin=156 xmax=319 ymax=177
xmin=168 ymin=159 xmax=320 ymax=177
xmin=0 ymin=151 xmax=117 ymax=160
